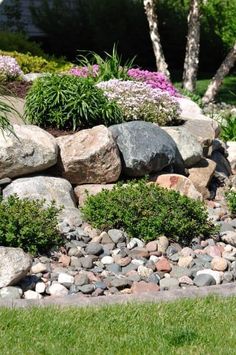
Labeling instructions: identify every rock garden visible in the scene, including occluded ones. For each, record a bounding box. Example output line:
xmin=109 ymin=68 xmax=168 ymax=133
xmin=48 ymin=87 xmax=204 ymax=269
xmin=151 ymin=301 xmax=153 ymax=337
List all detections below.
xmin=0 ymin=49 xmax=236 ymax=302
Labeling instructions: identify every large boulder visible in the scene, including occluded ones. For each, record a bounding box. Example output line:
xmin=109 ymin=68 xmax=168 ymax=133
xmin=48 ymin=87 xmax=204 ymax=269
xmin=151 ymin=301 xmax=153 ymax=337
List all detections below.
xmin=188 ymin=158 xmax=216 ymax=198
xmin=183 ymin=119 xmax=220 ymax=148
xmin=177 ymin=97 xmax=203 ymax=120
xmin=2 ymin=176 xmax=76 ymax=208
xmin=74 ymin=184 xmax=115 ymax=206
xmin=154 ymin=173 xmax=203 ymax=200
xmin=109 ymin=121 xmax=185 ymax=177
xmin=0 ymin=125 xmax=58 ymax=179
xmin=162 ymin=126 xmax=203 ymax=168
xmin=56 ymin=125 xmax=121 ymax=185
xmin=0 ymin=247 xmax=32 ymax=288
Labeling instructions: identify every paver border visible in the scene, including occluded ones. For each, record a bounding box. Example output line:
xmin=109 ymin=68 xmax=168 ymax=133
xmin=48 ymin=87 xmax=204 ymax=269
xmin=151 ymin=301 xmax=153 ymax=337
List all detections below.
xmin=1 ymin=282 xmax=236 ymax=309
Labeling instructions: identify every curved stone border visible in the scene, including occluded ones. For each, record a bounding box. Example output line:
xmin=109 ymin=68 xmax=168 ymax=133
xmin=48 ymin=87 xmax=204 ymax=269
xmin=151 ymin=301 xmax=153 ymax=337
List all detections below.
xmin=1 ymin=282 xmax=236 ymax=309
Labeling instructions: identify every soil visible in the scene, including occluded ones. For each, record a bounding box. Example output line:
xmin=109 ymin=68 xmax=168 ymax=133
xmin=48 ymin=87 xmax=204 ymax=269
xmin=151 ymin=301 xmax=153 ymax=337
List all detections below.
xmin=45 ymin=127 xmax=80 ymax=138
xmin=3 ymin=81 xmax=32 ymax=99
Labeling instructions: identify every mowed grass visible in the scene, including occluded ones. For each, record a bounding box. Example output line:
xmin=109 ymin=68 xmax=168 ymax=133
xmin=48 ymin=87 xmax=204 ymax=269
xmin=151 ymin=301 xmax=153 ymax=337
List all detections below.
xmin=174 ymin=73 xmax=236 ymax=105
xmin=0 ymin=296 xmax=235 ymax=354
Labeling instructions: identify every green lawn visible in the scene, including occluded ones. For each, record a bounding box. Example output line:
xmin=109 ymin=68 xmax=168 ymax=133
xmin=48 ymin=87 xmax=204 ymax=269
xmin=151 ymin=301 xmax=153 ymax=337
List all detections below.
xmin=0 ymin=296 xmax=235 ymax=354
xmin=174 ymin=73 xmax=236 ymax=105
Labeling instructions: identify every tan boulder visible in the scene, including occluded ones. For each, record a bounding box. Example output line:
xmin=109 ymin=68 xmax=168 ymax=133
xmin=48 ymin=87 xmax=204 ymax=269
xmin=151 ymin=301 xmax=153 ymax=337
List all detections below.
xmin=183 ymin=118 xmax=220 ymax=148
xmin=74 ymin=183 xmax=115 ymax=206
xmin=56 ymin=125 xmax=121 ymax=184
xmin=188 ymin=158 xmax=216 ymax=194
xmin=155 ymin=173 xmax=203 ymax=200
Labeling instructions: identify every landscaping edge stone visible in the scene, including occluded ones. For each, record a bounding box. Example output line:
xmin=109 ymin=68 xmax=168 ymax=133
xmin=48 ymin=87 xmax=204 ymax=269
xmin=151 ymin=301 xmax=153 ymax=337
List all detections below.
xmin=0 ymin=282 xmax=236 ymax=309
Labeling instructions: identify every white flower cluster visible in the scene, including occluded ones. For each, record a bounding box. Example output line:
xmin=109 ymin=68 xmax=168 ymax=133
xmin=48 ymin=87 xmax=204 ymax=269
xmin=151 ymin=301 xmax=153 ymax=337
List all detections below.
xmin=96 ymin=79 xmax=181 ymax=125
xmin=0 ymin=55 xmax=23 ymax=80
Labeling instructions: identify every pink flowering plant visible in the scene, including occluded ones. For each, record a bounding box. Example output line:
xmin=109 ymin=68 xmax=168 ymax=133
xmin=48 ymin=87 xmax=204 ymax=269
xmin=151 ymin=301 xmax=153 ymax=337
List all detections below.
xmin=0 ymin=55 xmax=23 ymax=81
xmin=128 ymin=68 xmax=179 ymax=97
xmin=96 ymin=79 xmax=181 ymax=126
xmin=69 ymin=64 xmax=99 ymax=78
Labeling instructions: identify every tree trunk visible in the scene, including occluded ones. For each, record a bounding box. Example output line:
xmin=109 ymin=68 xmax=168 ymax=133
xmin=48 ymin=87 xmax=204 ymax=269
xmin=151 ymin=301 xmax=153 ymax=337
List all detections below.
xmin=182 ymin=0 xmax=201 ymax=92
xmin=143 ymin=0 xmax=169 ymax=77
xmin=202 ymin=42 xmax=236 ymax=104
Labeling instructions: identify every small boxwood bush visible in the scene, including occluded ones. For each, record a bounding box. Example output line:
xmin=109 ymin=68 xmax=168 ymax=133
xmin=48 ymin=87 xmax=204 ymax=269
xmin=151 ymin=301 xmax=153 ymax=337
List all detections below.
xmin=226 ymin=190 xmax=236 ymax=216
xmin=82 ymin=180 xmax=216 ymax=245
xmin=25 ymin=74 xmax=123 ymax=130
xmin=0 ymin=195 xmax=63 ymax=255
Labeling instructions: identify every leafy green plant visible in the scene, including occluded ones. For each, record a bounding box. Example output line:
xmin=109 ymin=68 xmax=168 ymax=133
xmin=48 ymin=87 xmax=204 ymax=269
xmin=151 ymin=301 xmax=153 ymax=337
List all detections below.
xmin=0 ymin=195 xmax=63 ymax=255
xmin=0 ymin=50 xmax=73 ymax=74
xmin=76 ymin=45 xmax=135 ymax=82
xmin=82 ymin=179 xmax=216 ymax=245
xmin=220 ymin=113 xmax=236 ymax=142
xmin=0 ymin=31 xmax=44 ymax=56
xmin=25 ymin=74 xmax=123 ymax=130
xmin=226 ymin=190 xmax=236 ymax=216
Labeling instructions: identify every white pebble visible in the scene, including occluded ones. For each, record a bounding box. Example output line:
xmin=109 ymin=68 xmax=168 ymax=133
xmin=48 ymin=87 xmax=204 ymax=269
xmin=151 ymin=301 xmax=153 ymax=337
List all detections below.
xmin=101 ymin=256 xmax=114 ymax=265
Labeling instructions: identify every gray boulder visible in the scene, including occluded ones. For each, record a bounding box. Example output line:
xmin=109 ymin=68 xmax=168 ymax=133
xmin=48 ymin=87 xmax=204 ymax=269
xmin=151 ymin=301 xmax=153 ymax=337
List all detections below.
xmin=0 ymin=125 xmax=58 ymax=179
xmin=0 ymin=247 xmax=32 ymax=288
xmin=3 ymin=176 xmax=76 ymax=208
xmin=109 ymin=121 xmax=185 ymax=177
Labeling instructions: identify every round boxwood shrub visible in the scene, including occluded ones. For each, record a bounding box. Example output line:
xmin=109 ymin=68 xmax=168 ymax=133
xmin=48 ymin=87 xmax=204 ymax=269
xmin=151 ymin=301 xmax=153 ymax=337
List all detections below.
xmin=25 ymin=74 xmax=123 ymax=130
xmin=82 ymin=180 xmax=216 ymax=245
xmin=0 ymin=195 xmax=63 ymax=255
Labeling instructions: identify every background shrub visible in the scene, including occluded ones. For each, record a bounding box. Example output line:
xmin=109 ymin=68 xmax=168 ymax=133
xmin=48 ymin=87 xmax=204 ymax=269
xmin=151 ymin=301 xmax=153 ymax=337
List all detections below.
xmin=0 ymin=195 xmax=62 ymax=255
xmin=25 ymin=74 xmax=123 ymax=130
xmin=0 ymin=50 xmax=72 ymax=74
xmin=96 ymin=79 xmax=180 ymax=126
xmin=82 ymin=180 xmax=216 ymax=245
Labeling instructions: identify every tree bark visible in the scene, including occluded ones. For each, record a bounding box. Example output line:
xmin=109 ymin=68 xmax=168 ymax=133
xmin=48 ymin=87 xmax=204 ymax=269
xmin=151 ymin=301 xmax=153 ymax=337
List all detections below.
xmin=202 ymin=42 xmax=236 ymax=104
xmin=182 ymin=0 xmax=201 ymax=92
xmin=143 ymin=0 xmax=170 ymax=77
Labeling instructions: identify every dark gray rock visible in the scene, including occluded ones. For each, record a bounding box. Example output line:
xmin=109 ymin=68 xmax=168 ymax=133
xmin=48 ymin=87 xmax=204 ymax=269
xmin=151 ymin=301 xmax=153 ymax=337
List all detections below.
xmin=95 ymin=282 xmax=107 ymax=290
xmin=122 ymin=263 xmax=138 ymax=274
xmin=79 ymin=284 xmax=95 ymax=294
xmin=193 ymin=274 xmax=216 ymax=287
xmin=170 ymin=266 xmax=191 ymax=278
xmin=85 ymin=243 xmax=103 ymax=256
xmin=74 ymin=273 xmax=89 ymax=286
xmin=109 ymin=278 xmax=132 ymax=290
xmin=147 ymin=273 xmax=160 ymax=284
xmin=79 ymin=256 xmax=94 ymax=269
xmin=109 ymin=121 xmax=185 ymax=177
xmin=106 ymin=263 xmax=122 ymax=274
xmin=108 ymin=229 xmax=125 ymax=244
xmin=211 ymin=151 xmax=232 ymax=179
xmin=160 ymin=278 xmax=179 ymax=290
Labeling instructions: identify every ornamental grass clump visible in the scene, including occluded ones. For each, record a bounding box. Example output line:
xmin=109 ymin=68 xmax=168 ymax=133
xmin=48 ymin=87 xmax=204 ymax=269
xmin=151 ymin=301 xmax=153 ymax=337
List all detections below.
xmin=0 ymin=195 xmax=63 ymax=255
xmin=25 ymin=74 xmax=123 ymax=130
xmin=82 ymin=180 xmax=216 ymax=246
xmin=96 ymin=79 xmax=180 ymax=125
xmin=128 ymin=68 xmax=179 ymax=97
xmin=0 ymin=55 xmax=23 ymax=81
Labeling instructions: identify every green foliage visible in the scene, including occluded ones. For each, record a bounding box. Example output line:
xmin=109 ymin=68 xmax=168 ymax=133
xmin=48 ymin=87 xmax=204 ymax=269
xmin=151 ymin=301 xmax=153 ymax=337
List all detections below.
xmin=82 ymin=179 xmax=215 ymax=245
xmin=226 ymin=190 xmax=236 ymax=216
xmin=0 ymin=195 xmax=62 ymax=255
xmin=0 ymin=50 xmax=73 ymax=74
xmin=77 ymin=45 xmax=135 ymax=82
xmin=220 ymin=114 xmax=236 ymax=142
xmin=25 ymin=74 xmax=123 ymax=130
xmin=0 ymin=31 xmax=45 ymax=57
xmin=0 ymin=85 xmax=19 ymax=134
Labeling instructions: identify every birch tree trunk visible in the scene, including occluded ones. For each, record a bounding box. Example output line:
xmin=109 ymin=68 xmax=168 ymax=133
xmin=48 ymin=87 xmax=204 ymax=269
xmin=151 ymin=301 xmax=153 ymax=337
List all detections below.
xmin=182 ymin=0 xmax=201 ymax=92
xmin=202 ymin=42 xmax=236 ymax=104
xmin=143 ymin=0 xmax=170 ymax=77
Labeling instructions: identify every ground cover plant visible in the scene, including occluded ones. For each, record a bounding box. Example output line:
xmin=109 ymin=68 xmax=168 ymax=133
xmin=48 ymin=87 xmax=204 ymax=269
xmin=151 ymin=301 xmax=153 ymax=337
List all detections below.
xmin=0 ymin=55 xmax=23 ymax=81
xmin=25 ymin=74 xmax=123 ymax=130
xmin=82 ymin=179 xmax=216 ymax=245
xmin=0 ymin=296 xmax=235 ymax=354
xmin=0 ymin=195 xmax=62 ymax=255
xmin=0 ymin=50 xmax=73 ymax=74
xmin=226 ymin=190 xmax=236 ymax=216
xmin=96 ymin=79 xmax=180 ymax=125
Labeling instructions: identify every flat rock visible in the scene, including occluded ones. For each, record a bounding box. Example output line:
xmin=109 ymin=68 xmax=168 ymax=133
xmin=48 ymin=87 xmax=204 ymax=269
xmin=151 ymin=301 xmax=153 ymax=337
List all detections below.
xmin=109 ymin=121 xmax=185 ymax=177
xmin=188 ymin=159 xmax=216 ymax=192
xmin=0 ymin=286 xmax=22 ymax=299
xmin=131 ymin=281 xmax=160 ymax=294
xmin=56 ymin=125 xmax=121 ymax=184
xmin=183 ymin=118 xmax=219 ymax=147
xmin=154 ymin=173 xmax=203 ymax=200
xmin=74 ymin=184 xmax=114 ymax=206
xmin=0 ymin=125 xmax=58 ymax=179
xmin=0 ymin=247 xmax=32 ymax=288
xmin=162 ymin=126 xmax=203 ymax=168
xmin=193 ymin=274 xmax=216 ymax=287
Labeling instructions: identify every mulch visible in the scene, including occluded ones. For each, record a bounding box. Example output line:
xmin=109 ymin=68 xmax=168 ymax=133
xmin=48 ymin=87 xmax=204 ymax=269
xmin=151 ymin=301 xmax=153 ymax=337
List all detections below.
xmin=3 ymin=80 xmax=32 ymax=99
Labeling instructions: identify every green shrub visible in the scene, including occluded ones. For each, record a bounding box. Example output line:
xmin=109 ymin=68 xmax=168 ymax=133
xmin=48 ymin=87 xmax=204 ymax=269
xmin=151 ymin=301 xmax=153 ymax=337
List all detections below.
xmin=0 ymin=31 xmax=45 ymax=57
xmin=0 ymin=50 xmax=73 ymax=74
xmin=220 ymin=113 xmax=236 ymax=142
xmin=0 ymin=195 xmax=63 ymax=255
xmin=25 ymin=74 xmax=123 ymax=130
xmin=82 ymin=180 xmax=216 ymax=245
xmin=226 ymin=190 xmax=236 ymax=216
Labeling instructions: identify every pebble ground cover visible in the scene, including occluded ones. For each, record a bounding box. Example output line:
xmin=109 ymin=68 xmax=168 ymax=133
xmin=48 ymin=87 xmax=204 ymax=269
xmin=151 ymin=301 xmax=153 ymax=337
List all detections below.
xmin=0 ymin=296 xmax=235 ymax=354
